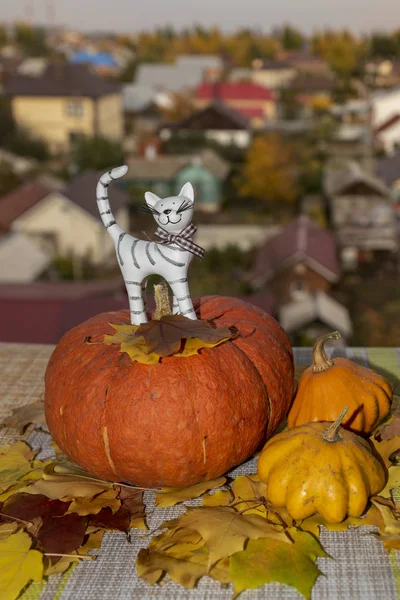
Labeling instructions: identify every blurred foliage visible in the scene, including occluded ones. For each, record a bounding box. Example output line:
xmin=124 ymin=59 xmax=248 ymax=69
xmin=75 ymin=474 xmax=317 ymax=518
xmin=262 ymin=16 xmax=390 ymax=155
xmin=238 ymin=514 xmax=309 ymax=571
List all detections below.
xmin=0 ymin=161 xmax=21 ymax=196
xmin=311 ymin=30 xmax=367 ymax=78
xmin=71 ymin=135 xmax=125 ymax=172
xmin=119 ymin=58 xmax=138 ymax=83
xmin=367 ymin=31 xmax=400 ymax=59
xmin=279 ymin=24 xmax=305 ymax=50
xmin=14 ymin=23 xmax=50 ymax=56
xmin=188 ymin=245 xmax=254 ymax=297
xmin=51 ymin=255 xmax=96 ymax=280
xmin=237 ymin=134 xmax=301 ymax=207
xmin=162 ymin=132 xmax=245 ymax=165
xmin=0 ymin=25 xmax=7 ymax=47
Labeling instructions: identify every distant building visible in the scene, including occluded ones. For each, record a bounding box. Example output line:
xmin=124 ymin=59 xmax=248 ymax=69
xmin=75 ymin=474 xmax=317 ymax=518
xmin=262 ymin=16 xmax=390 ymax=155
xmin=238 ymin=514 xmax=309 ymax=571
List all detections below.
xmin=251 ymin=60 xmax=296 ymax=90
xmin=371 ymin=87 xmax=400 ymax=129
xmin=70 ymin=50 xmax=120 ymax=77
xmin=276 ymin=50 xmax=333 ymax=76
xmin=250 ymin=215 xmax=341 ymax=305
xmin=279 ymin=291 xmax=352 ymax=345
xmin=5 ymin=62 xmax=123 ymax=154
xmin=377 ymin=151 xmax=400 ymax=201
xmin=195 ymin=82 xmax=276 ymax=127
xmin=125 ymin=149 xmax=230 ymax=212
xmin=324 ymin=162 xmax=398 ymax=268
xmin=159 ymin=101 xmax=252 ymax=148
xmin=135 ymin=55 xmax=224 ymax=93
xmin=375 ymin=114 xmax=400 ymax=155
xmin=0 ymin=172 xmax=130 ymax=263
xmin=0 ymin=231 xmax=51 ymax=283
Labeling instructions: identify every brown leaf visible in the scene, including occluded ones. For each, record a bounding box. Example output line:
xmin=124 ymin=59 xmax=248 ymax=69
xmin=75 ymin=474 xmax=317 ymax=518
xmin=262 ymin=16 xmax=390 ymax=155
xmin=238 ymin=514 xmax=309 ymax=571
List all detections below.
xmin=1 ymin=401 xmax=46 ymax=433
xmin=119 ymin=488 xmax=145 ymax=522
xmin=104 ymin=316 xmax=236 ymax=360
xmin=370 ymin=435 xmax=400 ymax=468
xmin=1 ymin=494 xmax=69 ymax=522
xmin=36 ymin=512 xmax=88 ymax=563
xmin=90 ymin=506 xmax=131 ymax=533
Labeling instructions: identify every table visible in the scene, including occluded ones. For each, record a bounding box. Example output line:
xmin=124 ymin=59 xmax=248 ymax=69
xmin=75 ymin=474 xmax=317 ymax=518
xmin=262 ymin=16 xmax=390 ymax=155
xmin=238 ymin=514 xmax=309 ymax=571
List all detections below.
xmin=1 ymin=342 xmax=400 ymax=600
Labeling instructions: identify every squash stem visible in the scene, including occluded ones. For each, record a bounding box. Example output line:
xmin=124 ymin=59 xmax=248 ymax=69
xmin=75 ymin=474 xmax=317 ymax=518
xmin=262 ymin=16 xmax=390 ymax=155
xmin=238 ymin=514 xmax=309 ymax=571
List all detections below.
xmin=312 ymin=331 xmax=341 ymax=373
xmin=153 ymin=281 xmax=172 ymax=319
xmin=323 ymin=407 xmax=349 ymax=442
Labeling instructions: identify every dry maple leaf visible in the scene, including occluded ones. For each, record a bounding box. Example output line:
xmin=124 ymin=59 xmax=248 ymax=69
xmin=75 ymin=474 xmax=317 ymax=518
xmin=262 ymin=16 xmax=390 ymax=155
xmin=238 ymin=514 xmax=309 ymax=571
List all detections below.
xmin=230 ymin=528 xmax=329 ymax=600
xmin=36 ymin=512 xmax=88 ymax=564
xmin=103 ymin=317 xmax=236 ymax=361
xmin=155 ymin=477 xmax=227 ymax=508
xmin=1 ymin=401 xmax=46 ymax=433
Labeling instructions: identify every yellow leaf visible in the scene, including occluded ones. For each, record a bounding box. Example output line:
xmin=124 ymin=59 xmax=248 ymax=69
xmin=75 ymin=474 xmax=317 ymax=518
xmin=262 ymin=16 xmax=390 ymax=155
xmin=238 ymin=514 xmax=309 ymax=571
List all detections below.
xmin=175 ymin=506 xmax=290 ymax=568
xmin=202 ymin=490 xmax=232 ymax=507
xmin=18 ymin=478 xmax=111 ymax=500
xmin=230 ymin=528 xmax=329 ymax=600
xmin=371 ymin=498 xmax=400 ymax=552
xmin=0 ymin=530 xmax=43 ymax=600
xmin=155 ymin=477 xmax=227 ymax=507
xmin=0 ymin=523 xmax=18 ymax=540
xmin=103 ymin=324 xmax=160 ymax=364
xmin=0 ymin=442 xmax=37 ymax=491
xmin=378 ymin=465 xmax=400 ymax=499
xmin=175 ymin=336 xmax=231 ymax=358
xmin=130 ymin=517 xmax=147 ymax=530
xmin=67 ymin=488 xmax=120 ymax=516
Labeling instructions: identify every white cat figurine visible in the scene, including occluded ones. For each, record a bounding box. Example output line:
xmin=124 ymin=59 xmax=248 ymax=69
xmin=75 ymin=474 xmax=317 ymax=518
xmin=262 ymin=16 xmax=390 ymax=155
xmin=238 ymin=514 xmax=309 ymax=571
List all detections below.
xmin=96 ymin=166 xmax=204 ymax=325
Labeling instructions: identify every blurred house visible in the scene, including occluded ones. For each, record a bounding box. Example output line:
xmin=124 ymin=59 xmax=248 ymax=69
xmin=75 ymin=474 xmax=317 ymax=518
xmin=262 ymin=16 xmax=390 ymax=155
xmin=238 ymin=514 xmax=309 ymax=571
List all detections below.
xmin=70 ymin=50 xmax=120 ymax=77
xmin=0 ymin=171 xmax=130 ymax=263
xmin=195 ymin=82 xmax=276 ymax=127
xmin=279 ymin=291 xmax=352 ymax=345
xmin=276 ymin=50 xmax=333 ymax=76
xmin=0 ymin=280 xmax=127 ymax=344
xmin=0 ymin=231 xmax=52 ymax=283
xmin=371 ymin=88 xmax=400 ymax=128
xmin=324 ymin=162 xmax=398 ymax=268
xmin=195 ymin=224 xmax=278 ymax=251
xmin=285 ymin=72 xmax=337 ymax=113
xmin=249 ymin=215 xmax=341 ymax=304
xmin=135 ymin=55 xmax=223 ymax=93
xmin=125 ymin=149 xmax=230 ymax=212
xmin=0 ymin=149 xmax=37 ymax=176
xmin=377 ymin=151 xmax=400 ymax=201
xmin=251 ymin=60 xmax=296 ymax=90
xmin=375 ymin=115 xmax=400 ymax=155
xmin=159 ymin=101 xmax=251 ymax=148
xmin=365 ymin=60 xmax=400 ymax=88
xmin=5 ymin=62 xmax=123 ymax=154
xmin=324 ymin=123 xmax=374 ymax=173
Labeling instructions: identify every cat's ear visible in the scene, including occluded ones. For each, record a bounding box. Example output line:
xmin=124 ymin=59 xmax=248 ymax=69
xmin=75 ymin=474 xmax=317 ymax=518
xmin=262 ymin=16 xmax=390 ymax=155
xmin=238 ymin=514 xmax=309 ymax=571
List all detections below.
xmin=179 ymin=182 xmax=194 ymax=202
xmin=144 ymin=191 xmax=161 ymax=208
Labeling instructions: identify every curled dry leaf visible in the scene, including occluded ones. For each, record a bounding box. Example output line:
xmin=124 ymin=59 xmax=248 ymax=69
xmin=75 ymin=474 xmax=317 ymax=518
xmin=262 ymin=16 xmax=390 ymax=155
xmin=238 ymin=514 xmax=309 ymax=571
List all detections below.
xmin=101 ymin=316 xmax=237 ymax=363
xmin=36 ymin=512 xmax=88 ymax=563
xmin=155 ymin=477 xmax=227 ymax=507
xmin=66 ymin=488 xmax=120 ymax=517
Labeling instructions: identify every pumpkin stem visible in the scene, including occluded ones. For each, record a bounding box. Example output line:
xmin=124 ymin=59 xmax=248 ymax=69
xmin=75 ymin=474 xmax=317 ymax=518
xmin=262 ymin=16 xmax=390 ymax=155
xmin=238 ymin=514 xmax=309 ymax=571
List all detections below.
xmin=322 ymin=407 xmax=349 ymax=442
xmin=312 ymin=331 xmax=341 ymax=373
xmin=153 ymin=280 xmax=172 ymax=320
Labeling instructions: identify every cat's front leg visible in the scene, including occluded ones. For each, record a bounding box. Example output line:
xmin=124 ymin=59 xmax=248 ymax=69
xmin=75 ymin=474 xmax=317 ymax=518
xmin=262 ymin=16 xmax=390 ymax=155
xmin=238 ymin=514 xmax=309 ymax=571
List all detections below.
xmin=167 ymin=278 xmax=197 ymax=320
xmin=125 ymin=281 xmax=148 ymax=325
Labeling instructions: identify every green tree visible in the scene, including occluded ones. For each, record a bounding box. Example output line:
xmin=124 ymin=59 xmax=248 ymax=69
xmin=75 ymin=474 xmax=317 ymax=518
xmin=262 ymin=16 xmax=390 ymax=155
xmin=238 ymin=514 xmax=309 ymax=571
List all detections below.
xmin=119 ymin=58 xmax=138 ymax=83
xmin=0 ymin=161 xmax=21 ymax=196
xmin=71 ymin=135 xmax=125 ymax=172
xmin=0 ymin=25 xmax=7 ymax=47
xmin=14 ymin=23 xmax=49 ymax=56
xmin=369 ymin=33 xmax=398 ymax=59
xmin=0 ymin=98 xmax=15 ymax=145
xmin=280 ymin=24 xmax=305 ymax=50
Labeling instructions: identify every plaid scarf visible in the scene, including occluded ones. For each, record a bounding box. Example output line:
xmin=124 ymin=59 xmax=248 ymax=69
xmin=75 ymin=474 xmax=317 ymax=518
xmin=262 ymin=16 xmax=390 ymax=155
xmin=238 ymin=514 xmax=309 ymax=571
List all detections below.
xmin=155 ymin=223 xmax=205 ymax=259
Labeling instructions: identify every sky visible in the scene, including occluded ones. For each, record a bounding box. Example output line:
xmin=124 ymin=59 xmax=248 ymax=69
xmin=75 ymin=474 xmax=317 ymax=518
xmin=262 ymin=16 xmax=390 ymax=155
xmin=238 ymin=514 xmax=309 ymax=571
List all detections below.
xmin=0 ymin=0 xmax=399 ymax=34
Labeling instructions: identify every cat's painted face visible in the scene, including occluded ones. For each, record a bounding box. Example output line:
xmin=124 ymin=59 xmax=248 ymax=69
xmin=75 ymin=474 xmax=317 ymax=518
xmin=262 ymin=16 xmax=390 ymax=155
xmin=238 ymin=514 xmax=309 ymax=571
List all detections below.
xmin=144 ymin=183 xmax=194 ymax=234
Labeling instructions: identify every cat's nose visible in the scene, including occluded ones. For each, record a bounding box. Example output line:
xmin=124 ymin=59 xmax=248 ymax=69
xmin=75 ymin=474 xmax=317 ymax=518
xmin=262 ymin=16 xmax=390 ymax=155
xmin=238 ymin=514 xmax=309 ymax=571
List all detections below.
xmin=163 ymin=209 xmax=172 ymax=215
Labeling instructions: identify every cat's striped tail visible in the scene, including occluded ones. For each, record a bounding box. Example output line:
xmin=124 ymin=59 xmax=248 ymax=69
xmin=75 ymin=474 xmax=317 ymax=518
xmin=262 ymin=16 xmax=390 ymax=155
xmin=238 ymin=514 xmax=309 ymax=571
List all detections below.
xmin=96 ymin=165 xmax=128 ymax=242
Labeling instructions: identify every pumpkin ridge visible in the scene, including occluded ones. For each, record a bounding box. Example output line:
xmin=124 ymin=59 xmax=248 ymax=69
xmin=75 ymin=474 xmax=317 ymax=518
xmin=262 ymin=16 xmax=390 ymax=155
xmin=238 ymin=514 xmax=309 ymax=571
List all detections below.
xmin=230 ymin=340 xmax=271 ymax=439
xmin=342 ymin=443 xmax=371 ymax=503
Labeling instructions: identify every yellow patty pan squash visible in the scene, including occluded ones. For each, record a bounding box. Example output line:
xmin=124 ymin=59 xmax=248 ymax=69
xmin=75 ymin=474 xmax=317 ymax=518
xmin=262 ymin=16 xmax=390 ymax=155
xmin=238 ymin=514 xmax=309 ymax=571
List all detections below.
xmin=258 ymin=408 xmax=386 ymax=523
xmin=288 ymin=331 xmax=392 ymax=435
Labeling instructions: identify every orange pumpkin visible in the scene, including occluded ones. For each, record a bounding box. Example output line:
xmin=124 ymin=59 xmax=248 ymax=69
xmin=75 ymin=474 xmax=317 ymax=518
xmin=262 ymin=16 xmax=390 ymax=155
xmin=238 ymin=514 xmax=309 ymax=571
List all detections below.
xmin=288 ymin=331 xmax=392 ymax=435
xmin=44 ymin=296 xmax=294 ymax=488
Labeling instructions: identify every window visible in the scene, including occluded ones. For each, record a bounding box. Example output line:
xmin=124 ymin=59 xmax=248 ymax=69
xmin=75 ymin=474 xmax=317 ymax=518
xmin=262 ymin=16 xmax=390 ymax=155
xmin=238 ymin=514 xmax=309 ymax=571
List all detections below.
xmin=66 ymin=101 xmax=84 ymax=117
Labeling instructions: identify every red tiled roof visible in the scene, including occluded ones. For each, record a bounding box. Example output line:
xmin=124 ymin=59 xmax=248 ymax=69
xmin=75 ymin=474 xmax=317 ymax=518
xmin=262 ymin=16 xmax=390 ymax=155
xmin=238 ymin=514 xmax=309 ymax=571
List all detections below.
xmin=0 ymin=181 xmax=53 ymax=230
xmin=251 ymin=215 xmax=340 ymax=286
xmin=196 ymin=82 xmax=274 ymax=102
